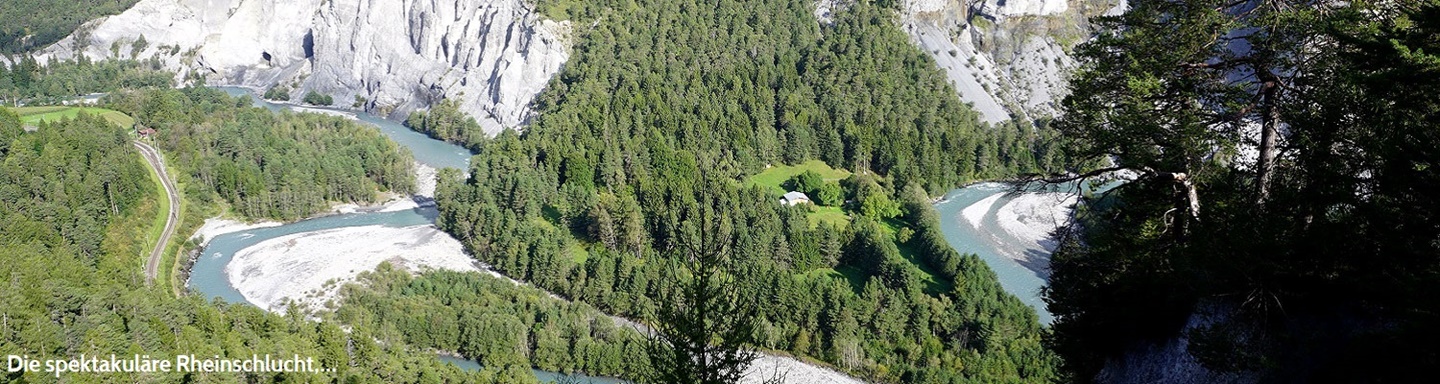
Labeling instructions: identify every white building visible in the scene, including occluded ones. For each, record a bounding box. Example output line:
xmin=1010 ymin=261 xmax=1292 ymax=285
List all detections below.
xmin=781 ymin=191 xmax=812 ymax=206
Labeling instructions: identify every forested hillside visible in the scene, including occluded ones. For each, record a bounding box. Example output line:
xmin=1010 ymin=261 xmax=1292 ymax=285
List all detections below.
xmin=0 ymin=90 xmax=661 ymax=384
xmin=100 ymin=86 xmax=415 ymax=221
xmin=0 ymin=109 xmax=497 ymax=383
xmin=336 ymin=266 xmax=651 ymax=379
xmin=1046 ymin=0 xmax=1440 ymax=381
xmin=0 ymin=109 xmax=149 ymax=261
xmin=432 ymin=0 xmax=1064 ymax=382
xmin=0 ymin=57 xmax=171 ymax=104
xmin=3 ymin=60 xmax=412 ymax=222
xmin=0 ymin=0 xmax=140 ymax=53
xmin=405 ymin=98 xmax=489 ymax=152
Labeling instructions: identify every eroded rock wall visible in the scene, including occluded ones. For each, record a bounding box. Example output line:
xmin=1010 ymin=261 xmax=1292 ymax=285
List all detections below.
xmin=35 ymin=0 xmax=569 ymax=135
xmin=900 ymin=0 xmax=1120 ymax=124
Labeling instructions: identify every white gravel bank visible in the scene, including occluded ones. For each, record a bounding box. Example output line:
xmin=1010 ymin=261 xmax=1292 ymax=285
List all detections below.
xmin=742 ymin=354 xmax=867 ymax=384
xmin=962 ymin=193 xmax=1005 ymax=228
xmin=190 ymin=218 xmax=282 ymax=247
xmin=224 ymin=224 xmax=479 ymax=313
xmin=378 ymin=162 xmax=439 ymax=213
xmin=995 ymin=193 xmax=1077 ymax=252
xmin=413 ymin=162 xmax=438 ymax=198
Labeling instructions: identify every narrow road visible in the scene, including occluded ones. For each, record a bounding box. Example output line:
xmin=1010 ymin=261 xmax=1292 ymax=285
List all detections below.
xmin=134 ymin=140 xmax=179 ymax=285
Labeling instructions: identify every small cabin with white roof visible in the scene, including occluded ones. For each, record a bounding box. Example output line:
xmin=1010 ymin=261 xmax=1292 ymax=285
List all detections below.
xmin=781 ymin=191 xmax=812 ymax=206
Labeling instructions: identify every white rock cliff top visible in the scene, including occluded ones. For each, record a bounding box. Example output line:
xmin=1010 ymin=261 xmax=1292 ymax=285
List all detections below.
xmin=36 ymin=0 xmax=569 ymax=136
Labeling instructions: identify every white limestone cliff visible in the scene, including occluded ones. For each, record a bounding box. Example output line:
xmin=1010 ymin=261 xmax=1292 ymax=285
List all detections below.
xmin=900 ymin=0 xmax=1117 ymax=124
xmin=980 ymin=0 xmax=1070 ymax=18
xmin=34 ymin=0 xmax=569 ymax=135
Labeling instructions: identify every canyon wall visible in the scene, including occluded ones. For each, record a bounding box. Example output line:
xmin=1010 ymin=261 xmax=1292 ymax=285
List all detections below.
xmin=34 ymin=0 xmax=569 ymax=135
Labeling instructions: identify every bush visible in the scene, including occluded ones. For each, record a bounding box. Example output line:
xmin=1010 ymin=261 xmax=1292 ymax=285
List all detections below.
xmin=302 ymin=91 xmax=333 ymax=106
xmin=785 ymin=171 xmax=823 ymax=195
xmin=263 ymin=85 xmax=291 ymax=101
xmin=817 ymin=182 xmax=844 ymax=206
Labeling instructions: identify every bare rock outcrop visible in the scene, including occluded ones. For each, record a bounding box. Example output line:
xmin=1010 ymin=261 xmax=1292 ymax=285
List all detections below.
xmin=900 ymin=0 xmax=1120 ymax=124
xmin=34 ymin=0 xmax=569 ymax=135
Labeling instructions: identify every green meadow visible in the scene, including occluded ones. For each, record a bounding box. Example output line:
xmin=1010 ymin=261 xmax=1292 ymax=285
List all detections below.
xmin=747 ymin=160 xmax=852 ymax=195
xmin=14 ymin=106 xmax=136 ymax=129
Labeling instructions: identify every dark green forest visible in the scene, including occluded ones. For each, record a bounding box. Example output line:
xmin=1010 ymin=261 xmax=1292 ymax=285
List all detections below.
xmin=0 ymin=0 xmax=139 ymax=53
xmin=101 ymin=87 xmax=416 ymax=221
xmin=431 ymin=0 xmax=1064 ymax=382
xmin=405 ymin=98 xmax=489 ymax=151
xmin=22 ymin=0 xmax=1437 ymax=382
xmin=0 ymin=109 xmax=149 ymax=263
xmin=0 ymin=97 xmax=655 ymax=384
xmin=1046 ymin=0 xmax=1440 ymax=381
xmin=0 ymin=109 xmax=500 ymax=383
xmin=0 ymin=56 xmax=171 ymax=104
xmin=336 ymin=265 xmax=651 ymax=380
xmin=0 ymin=57 xmax=411 ymax=220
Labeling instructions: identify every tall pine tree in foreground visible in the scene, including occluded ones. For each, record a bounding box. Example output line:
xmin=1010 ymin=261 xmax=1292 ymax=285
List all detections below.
xmin=1046 ymin=0 xmax=1440 ymax=381
xmin=644 ymin=186 xmax=765 ymax=384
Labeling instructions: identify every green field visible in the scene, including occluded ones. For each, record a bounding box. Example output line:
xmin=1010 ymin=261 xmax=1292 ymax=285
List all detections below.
xmin=14 ymin=106 xmax=136 ymax=129
xmin=748 ymin=160 xmax=852 ymax=195
xmin=749 ymin=160 xmax=856 ymax=228
xmin=806 ymin=205 xmax=852 ymax=228
xmin=795 ymin=266 xmax=865 ymax=290
xmin=569 ymin=243 xmax=591 ymax=264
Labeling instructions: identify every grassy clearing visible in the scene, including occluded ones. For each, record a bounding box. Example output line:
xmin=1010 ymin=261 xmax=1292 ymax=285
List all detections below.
xmin=806 ymin=205 xmax=851 ymax=228
xmin=794 ymin=266 xmax=869 ymax=292
xmin=787 ymin=205 xmax=950 ymax=294
xmin=569 ymin=243 xmax=591 ymax=264
xmin=748 ymin=160 xmax=852 ymax=195
xmin=876 ymin=218 xmax=954 ymax=294
xmin=897 ymin=240 xmax=955 ymax=295
xmin=531 ymin=216 xmax=560 ymax=231
xmin=15 ymin=106 xmax=136 ymax=129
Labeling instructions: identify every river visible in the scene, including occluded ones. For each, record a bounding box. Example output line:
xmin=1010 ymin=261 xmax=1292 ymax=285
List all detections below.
xmin=216 ymin=87 xmax=471 ymax=171
xmin=934 ymin=184 xmax=1060 ymax=325
xmin=192 ymin=87 xmax=626 ymax=383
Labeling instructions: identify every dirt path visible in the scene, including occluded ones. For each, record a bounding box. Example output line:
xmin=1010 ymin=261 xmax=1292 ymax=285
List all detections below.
xmin=134 ymin=141 xmax=178 ymax=286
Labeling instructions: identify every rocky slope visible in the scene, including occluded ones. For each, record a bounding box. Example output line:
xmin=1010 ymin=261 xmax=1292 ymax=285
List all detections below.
xmin=899 ymin=0 xmax=1122 ymax=124
xmin=33 ymin=0 xmax=569 ymax=135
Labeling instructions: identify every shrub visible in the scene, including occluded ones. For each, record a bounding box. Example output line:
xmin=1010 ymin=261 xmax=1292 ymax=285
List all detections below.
xmin=302 ymin=91 xmax=333 ymax=106
xmin=263 ymin=85 xmax=290 ymax=101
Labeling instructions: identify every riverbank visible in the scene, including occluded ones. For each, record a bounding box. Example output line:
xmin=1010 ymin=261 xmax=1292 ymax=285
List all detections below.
xmin=190 ymin=218 xmax=283 ymax=247
xmin=935 ymin=183 xmax=1081 ymax=324
xmin=376 ymin=162 xmax=440 ymax=213
xmin=195 ymin=85 xmax=867 ymax=383
xmin=225 ymin=224 xmax=478 ymax=313
xmin=994 ymin=192 xmax=1077 ymax=253
xmin=743 ymin=354 xmax=867 ymax=384
xmin=189 ymin=191 xmax=427 ymax=245
xmin=219 ymin=84 xmax=363 ymax=114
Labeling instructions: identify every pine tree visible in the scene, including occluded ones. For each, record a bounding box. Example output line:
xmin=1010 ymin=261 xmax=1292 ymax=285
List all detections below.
xmin=1048 ymin=0 xmax=1440 ymax=380
xmin=644 ymin=191 xmax=761 ymax=384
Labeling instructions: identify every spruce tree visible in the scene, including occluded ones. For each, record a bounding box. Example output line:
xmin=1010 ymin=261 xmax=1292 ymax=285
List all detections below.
xmin=644 ymin=189 xmax=760 ymax=384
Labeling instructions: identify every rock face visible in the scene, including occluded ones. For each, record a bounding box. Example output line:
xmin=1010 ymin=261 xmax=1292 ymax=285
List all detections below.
xmin=979 ymin=0 xmax=1070 ymax=18
xmin=899 ymin=0 xmax=1119 ymax=124
xmin=34 ymin=0 xmax=569 ymax=135
xmin=1095 ymin=302 xmax=1257 ymax=384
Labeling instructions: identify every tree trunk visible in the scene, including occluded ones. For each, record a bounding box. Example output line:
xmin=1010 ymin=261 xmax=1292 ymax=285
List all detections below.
xmin=1256 ymin=73 xmax=1281 ymax=206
